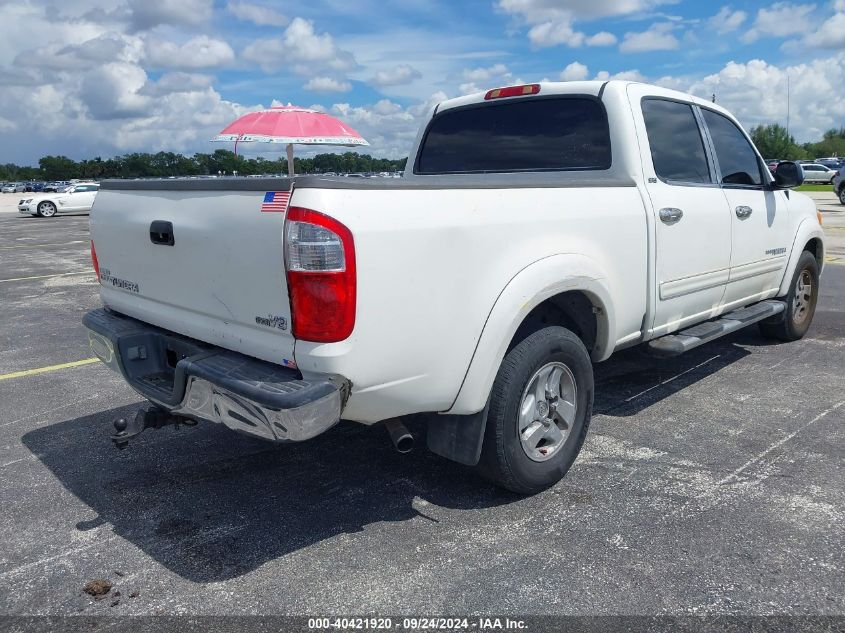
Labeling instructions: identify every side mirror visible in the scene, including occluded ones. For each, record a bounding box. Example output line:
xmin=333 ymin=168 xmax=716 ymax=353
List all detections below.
xmin=773 ymin=161 xmax=804 ymax=189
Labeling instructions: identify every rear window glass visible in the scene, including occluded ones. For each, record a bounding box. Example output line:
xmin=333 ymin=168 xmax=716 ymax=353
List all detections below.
xmin=415 ymin=97 xmax=611 ymax=174
xmin=642 ymin=98 xmax=711 ymax=183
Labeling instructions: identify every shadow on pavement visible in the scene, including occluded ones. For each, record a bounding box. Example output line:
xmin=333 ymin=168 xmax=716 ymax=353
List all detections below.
xmin=22 ymin=330 xmax=767 ymax=583
xmin=593 ymin=335 xmax=752 ymax=417
xmin=22 ymin=408 xmax=516 ymax=583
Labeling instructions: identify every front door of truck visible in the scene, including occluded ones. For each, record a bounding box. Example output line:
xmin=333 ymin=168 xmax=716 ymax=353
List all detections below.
xmin=628 ymin=86 xmax=733 ymax=336
xmin=698 ymin=108 xmax=792 ymax=306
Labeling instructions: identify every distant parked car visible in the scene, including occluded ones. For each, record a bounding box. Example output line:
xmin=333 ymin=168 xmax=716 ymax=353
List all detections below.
xmin=834 ymin=167 xmax=845 ymax=205
xmin=17 ymin=182 xmax=100 ymax=217
xmin=24 ymin=181 xmax=45 ymax=192
xmin=43 ymin=181 xmax=70 ymax=192
xmin=816 ymin=157 xmax=842 ymax=169
xmin=800 ymin=163 xmax=836 ymax=184
xmin=2 ymin=182 xmax=26 ymax=193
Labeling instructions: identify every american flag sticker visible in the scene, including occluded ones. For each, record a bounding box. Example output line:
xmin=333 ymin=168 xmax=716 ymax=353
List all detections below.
xmin=260 ymin=191 xmax=290 ymax=213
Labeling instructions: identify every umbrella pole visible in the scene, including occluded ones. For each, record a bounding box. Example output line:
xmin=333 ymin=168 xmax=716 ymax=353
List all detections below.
xmin=286 ymin=143 xmax=295 ymax=178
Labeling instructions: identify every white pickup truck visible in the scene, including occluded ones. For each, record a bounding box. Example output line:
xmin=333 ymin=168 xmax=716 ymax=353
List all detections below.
xmin=84 ymin=80 xmax=825 ymax=494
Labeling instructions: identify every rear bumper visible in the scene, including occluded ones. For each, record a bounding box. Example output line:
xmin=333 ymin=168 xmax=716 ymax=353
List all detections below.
xmin=83 ymin=308 xmax=349 ymax=442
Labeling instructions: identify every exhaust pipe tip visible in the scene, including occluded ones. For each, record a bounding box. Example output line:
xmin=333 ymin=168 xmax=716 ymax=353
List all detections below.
xmin=384 ymin=418 xmax=414 ymax=454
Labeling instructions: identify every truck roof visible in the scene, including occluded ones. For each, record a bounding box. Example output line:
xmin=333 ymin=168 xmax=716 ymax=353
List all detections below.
xmin=435 ymin=79 xmax=733 ymax=119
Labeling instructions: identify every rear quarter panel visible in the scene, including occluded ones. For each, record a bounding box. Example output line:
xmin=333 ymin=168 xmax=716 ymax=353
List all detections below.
xmin=292 ymin=184 xmax=647 ymax=423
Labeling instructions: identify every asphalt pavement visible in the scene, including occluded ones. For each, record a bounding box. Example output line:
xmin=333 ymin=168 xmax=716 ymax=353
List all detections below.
xmin=0 ymin=192 xmax=843 ymax=617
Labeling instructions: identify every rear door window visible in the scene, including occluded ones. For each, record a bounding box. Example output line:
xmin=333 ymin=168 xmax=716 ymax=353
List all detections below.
xmin=415 ymin=97 xmax=611 ymax=174
xmin=641 ymin=98 xmax=711 ymax=184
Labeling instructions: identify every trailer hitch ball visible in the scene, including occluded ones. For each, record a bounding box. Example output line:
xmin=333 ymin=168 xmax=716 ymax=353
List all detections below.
xmin=110 ymin=407 xmax=194 ymax=450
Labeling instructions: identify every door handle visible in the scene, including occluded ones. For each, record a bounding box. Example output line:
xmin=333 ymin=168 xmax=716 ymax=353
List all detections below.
xmin=659 ymin=207 xmax=683 ymax=224
xmin=735 ymin=205 xmax=753 ymax=219
xmin=149 ymin=220 xmax=175 ymax=246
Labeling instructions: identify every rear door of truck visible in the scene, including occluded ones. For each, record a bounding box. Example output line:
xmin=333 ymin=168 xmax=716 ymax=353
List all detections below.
xmin=90 ymin=179 xmax=297 ymax=367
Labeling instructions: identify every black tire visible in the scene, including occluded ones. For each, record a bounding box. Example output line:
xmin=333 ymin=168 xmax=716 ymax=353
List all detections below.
xmin=838 ymin=186 xmax=845 ymax=205
xmin=759 ymin=250 xmax=819 ymax=341
xmin=477 ymin=326 xmax=593 ymax=495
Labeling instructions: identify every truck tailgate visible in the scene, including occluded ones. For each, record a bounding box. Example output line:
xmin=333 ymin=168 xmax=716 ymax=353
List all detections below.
xmin=90 ymin=184 xmax=296 ymax=366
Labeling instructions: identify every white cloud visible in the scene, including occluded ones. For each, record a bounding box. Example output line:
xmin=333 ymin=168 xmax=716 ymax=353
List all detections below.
xmin=689 ymin=56 xmax=845 ymax=142
xmin=528 ymin=21 xmax=585 ymax=47
xmin=560 ymin=61 xmax=589 ymax=81
xmin=242 ymin=17 xmax=356 ymax=74
xmin=369 ymin=64 xmax=422 ymax=87
xmin=586 ymin=31 xmax=617 ymax=46
xmin=67 ymin=32 xmax=145 ymax=64
xmin=15 ymin=30 xmax=145 ymax=71
xmin=619 ymin=23 xmax=680 ymax=53
xmin=127 ymin=0 xmax=213 ymax=31
xmin=225 ymin=1 xmax=287 ymax=27
xmin=496 ymin=0 xmax=670 ymax=48
xmin=743 ymin=3 xmax=816 ymax=43
xmin=463 ymin=63 xmax=511 ymax=82
xmin=329 ymin=99 xmax=421 ymax=157
xmin=709 ymin=7 xmax=747 ymax=33
xmin=798 ymin=4 xmax=845 ymax=48
xmin=304 ymin=76 xmax=352 ymax=93
xmin=459 ymin=64 xmax=513 ymax=94
xmin=594 ymin=68 xmax=647 ymax=82
xmin=81 ymin=62 xmax=150 ymax=120
xmin=496 ymin=0 xmax=670 ymax=22
xmin=0 ymin=69 xmax=256 ymax=163
xmin=146 ymin=36 xmax=235 ymax=70
xmin=140 ymin=72 xmax=214 ymax=96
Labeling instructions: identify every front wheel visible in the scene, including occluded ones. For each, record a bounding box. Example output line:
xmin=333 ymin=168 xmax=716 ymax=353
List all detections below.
xmin=759 ymin=251 xmax=819 ymax=341
xmin=477 ymin=326 xmax=593 ymax=495
xmin=36 ymin=201 xmax=57 ymax=217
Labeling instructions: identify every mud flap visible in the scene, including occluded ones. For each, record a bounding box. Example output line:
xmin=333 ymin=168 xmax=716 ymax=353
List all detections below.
xmin=426 ymin=401 xmax=490 ymax=466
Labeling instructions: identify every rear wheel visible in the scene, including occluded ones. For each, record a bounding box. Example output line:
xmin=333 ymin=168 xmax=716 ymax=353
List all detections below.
xmin=36 ymin=201 xmax=56 ymax=218
xmin=477 ymin=326 xmax=593 ymax=495
xmin=759 ymin=251 xmax=819 ymax=341
xmin=839 ymin=186 xmax=845 ymax=205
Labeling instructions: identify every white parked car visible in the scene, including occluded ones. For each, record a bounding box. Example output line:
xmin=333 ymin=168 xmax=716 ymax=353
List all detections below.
xmin=800 ymin=163 xmax=836 ymax=184
xmin=18 ymin=182 xmax=100 ymax=217
xmin=84 ymin=81 xmax=824 ymax=494
xmin=2 ymin=182 xmax=26 ymax=193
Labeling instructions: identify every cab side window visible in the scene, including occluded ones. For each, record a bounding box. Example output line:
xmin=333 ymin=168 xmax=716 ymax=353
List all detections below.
xmin=641 ymin=99 xmax=711 ymax=184
xmin=701 ymin=109 xmax=763 ymax=186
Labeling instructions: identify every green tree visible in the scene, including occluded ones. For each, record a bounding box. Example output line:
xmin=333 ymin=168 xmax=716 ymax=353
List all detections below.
xmin=2 ymin=151 xmax=408 ymax=181
xmin=749 ymin=124 xmax=806 ymax=160
xmin=39 ymin=155 xmax=80 ymax=180
xmin=805 ymin=127 xmax=845 ymax=159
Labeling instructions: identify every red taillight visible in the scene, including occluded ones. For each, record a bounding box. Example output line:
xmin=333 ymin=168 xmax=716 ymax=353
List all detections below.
xmin=90 ymin=241 xmax=100 ymax=280
xmin=284 ymin=207 xmax=356 ymax=342
xmin=484 ymin=84 xmax=541 ymax=100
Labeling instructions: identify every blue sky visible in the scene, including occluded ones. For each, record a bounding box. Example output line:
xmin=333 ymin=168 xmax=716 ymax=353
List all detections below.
xmin=0 ymin=0 xmax=843 ymax=164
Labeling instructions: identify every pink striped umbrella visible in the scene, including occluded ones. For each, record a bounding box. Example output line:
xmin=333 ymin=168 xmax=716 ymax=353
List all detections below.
xmin=212 ymin=105 xmax=369 ymax=177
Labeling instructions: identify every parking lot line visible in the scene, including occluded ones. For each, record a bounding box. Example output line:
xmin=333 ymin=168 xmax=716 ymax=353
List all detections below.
xmin=0 ymin=271 xmax=92 ymax=283
xmin=0 ymin=358 xmax=99 ymax=381
xmin=0 ymin=240 xmax=87 ymax=250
